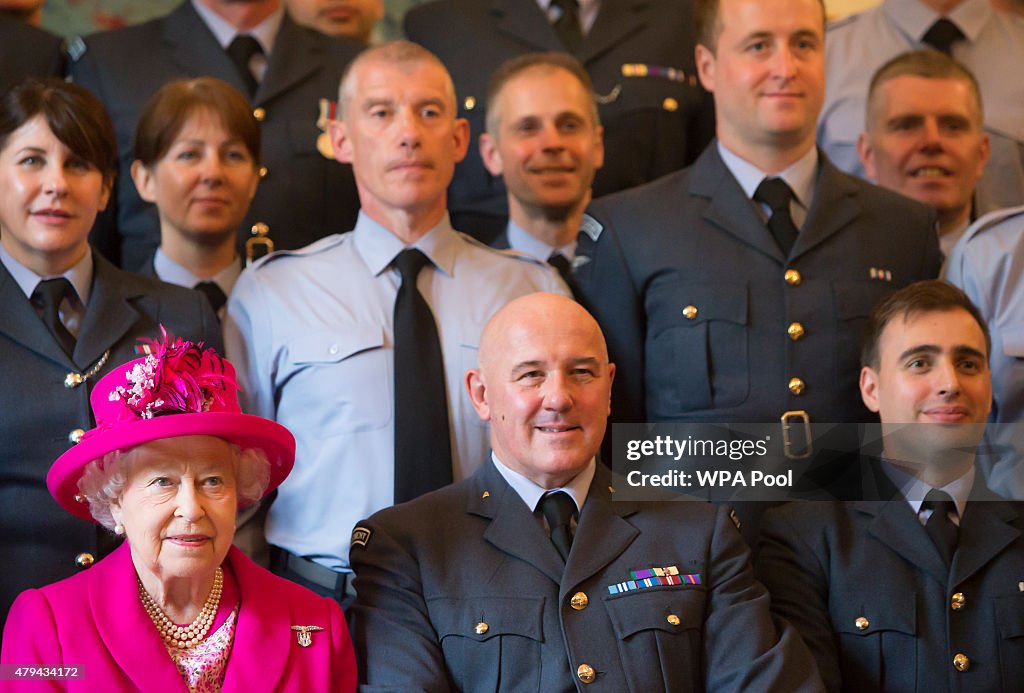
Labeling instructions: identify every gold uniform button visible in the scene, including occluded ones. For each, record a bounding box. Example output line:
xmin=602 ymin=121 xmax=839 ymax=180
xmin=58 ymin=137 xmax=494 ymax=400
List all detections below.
xmin=252 ymin=107 xmax=266 ymax=122
xmin=953 ymin=653 xmax=970 ymax=672
xmin=855 ymin=616 xmax=869 ymax=631
xmin=463 ymin=96 xmax=476 ymax=111
xmin=787 ymin=322 xmax=805 ymax=341
xmin=662 ymin=97 xmax=679 ymax=112
xmin=788 ymin=377 xmax=805 ymax=396
xmin=474 ymin=622 xmax=488 ymax=635
xmin=682 ymin=305 xmax=698 ymax=320
xmin=666 ymin=614 xmax=681 ymax=626
xmin=64 ymin=372 xmax=84 ymax=389
xmin=951 ymin=592 xmax=966 ymax=611
xmin=570 ymin=592 xmax=589 ymax=610
xmin=68 ymin=428 xmax=86 ymax=444
xmin=784 ymin=269 xmax=802 ymax=286
xmin=577 ymin=664 xmax=595 ymax=684
xmin=75 ymin=552 xmax=95 ymax=568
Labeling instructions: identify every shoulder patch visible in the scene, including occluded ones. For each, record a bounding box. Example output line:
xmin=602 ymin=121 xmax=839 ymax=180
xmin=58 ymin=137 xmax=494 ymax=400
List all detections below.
xmin=351 ymin=525 xmax=373 ymax=548
xmin=68 ymin=36 xmax=87 ymax=62
xmin=579 ymin=213 xmax=603 ymax=242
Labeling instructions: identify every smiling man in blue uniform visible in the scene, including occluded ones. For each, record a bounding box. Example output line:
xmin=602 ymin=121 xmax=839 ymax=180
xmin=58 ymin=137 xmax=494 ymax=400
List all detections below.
xmin=350 ymin=292 xmax=823 ymax=692
xmin=758 ymin=280 xmax=1024 ymax=691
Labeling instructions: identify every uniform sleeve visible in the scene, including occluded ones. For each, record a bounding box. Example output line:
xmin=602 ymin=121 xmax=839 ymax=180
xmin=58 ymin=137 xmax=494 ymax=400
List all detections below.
xmin=349 ymin=519 xmax=452 ymax=693
xmin=572 ymin=209 xmax=647 ymax=435
xmin=703 ymin=506 xmax=826 ymax=693
xmin=326 ymin=598 xmax=357 ymax=693
xmin=223 ymin=270 xmax=277 ymax=420
xmin=0 ymin=590 xmax=65 ymax=693
xmin=755 ymin=506 xmax=839 ymax=692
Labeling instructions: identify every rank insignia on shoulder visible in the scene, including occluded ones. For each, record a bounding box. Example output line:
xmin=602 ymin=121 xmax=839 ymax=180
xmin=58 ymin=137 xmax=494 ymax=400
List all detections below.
xmin=729 ymin=509 xmax=742 ymax=531
xmin=351 ymin=526 xmax=372 ymax=548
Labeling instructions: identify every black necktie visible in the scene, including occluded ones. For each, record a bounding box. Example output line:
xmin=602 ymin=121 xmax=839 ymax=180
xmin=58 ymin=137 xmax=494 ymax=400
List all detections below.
xmin=754 ymin=177 xmax=799 ymax=257
xmin=194 ymin=281 xmax=227 ymax=316
xmin=539 ymin=491 xmax=578 ymax=562
xmin=226 ymin=35 xmax=262 ymax=96
xmin=547 ymin=253 xmax=572 ymax=285
xmin=550 ymin=0 xmax=583 ymax=53
xmin=922 ymin=18 xmax=965 ymax=55
xmin=922 ymin=489 xmax=959 ymax=567
xmin=392 ymin=249 xmax=453 ymax=503
xmin=32 ymin=278 xmax=77 ymax=358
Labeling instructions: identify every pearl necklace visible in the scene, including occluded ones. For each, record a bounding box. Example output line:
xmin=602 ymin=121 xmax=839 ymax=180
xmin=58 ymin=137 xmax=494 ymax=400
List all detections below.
xmin=138 ymin=567 xmax=223 ymax=649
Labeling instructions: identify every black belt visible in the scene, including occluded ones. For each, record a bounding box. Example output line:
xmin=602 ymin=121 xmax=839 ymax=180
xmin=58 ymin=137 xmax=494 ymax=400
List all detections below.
xmin=273 ymin=548 xmax=350 ymax=594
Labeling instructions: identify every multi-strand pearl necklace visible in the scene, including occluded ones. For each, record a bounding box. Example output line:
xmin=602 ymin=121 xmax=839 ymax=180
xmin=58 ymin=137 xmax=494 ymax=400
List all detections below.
xmin=138 ymin=567 xmax=224 ymax=649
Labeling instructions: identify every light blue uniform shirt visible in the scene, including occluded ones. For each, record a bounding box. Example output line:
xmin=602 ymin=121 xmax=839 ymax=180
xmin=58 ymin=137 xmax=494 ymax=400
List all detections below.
xmin=224 ymin=212 xmax=568 ymax=571
xmin=819 ymin=0 xmax=1024 ymax=215
xmin=945 ymin=205 xmax=1024 ymax=499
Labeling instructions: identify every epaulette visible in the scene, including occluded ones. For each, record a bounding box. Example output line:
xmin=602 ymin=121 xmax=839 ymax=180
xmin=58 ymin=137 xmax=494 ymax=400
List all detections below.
xmin=826 ymin=12 xmax=861 ymax=33
xmin=457 ymin=232 xmax=549 ymax=267
xmin=248 ymin=232 xmax=350 ymax=270
xmin=961 ymin=204 xmax=1024 ymax=246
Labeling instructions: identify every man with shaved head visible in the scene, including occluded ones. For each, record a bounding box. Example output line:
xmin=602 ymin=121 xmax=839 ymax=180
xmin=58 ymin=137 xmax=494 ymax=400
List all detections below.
xmin=350 ymin=293 xmax=823 ymax=691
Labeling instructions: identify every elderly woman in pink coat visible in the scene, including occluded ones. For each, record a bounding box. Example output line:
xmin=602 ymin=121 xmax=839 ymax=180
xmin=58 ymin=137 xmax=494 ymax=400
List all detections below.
xmin=0 ymin=333 xmax=356 ymax=692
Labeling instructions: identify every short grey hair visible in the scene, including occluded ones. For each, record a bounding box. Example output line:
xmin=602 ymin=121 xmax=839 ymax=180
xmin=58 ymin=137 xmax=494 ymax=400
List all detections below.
xmin=337 ymin=40 xmax=456 ymax=121
xmin=78 ymin=443 xmax=271 ymax=532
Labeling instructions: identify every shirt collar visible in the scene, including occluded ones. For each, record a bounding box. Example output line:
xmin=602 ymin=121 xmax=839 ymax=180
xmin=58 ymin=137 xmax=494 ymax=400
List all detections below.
xmin=882 ymin=0 xmax=990 ymax=44
xmin=153 ymin=247 xmax=241 ymax=295
xmin=717 ymin=141 xmax=819 ymax=212
xmin=506 ymin=219 xmax=577 ymax=263
xmin=352 ymin=210 xmax=458 ymax=279
xmin=0 ymin=242 xmax=93 ymax=305
xmin=191 ymin=0 xmax=284 ymax=54
xmin=491 ymin=452 xmax=595 ymax=514
xmin=882 ymin=457 xmax=975 ymax=519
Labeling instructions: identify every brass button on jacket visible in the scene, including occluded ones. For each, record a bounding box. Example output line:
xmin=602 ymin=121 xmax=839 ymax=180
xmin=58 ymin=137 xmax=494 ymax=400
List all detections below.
xmin=570 ymin=592 xmax=589 ymax=610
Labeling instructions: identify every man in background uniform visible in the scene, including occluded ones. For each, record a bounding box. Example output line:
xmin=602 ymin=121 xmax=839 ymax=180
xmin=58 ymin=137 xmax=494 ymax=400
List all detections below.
xmin=405 ymin=0 xmax=713 ymax=242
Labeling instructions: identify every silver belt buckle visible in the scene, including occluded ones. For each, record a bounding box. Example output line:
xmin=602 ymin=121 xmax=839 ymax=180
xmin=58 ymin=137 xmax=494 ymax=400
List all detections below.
xmin=781 ymin=410 xmax=812 ymax=460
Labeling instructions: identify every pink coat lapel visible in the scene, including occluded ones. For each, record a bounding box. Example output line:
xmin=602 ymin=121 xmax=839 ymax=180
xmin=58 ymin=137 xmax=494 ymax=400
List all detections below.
xmin=88 ymin=543 xmax=189 ymax=691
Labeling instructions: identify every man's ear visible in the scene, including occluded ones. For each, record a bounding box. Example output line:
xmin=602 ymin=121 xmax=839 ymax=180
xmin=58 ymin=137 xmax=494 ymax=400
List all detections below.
xmin=857 ymin=132 xmax=878 ymax=182
xmin=465 ymin=368 xmax=492 ymax=422
xmin=695 ymin=44 xmax=716 ymax=93
xmin=859 ymin=365 xmax=881 ymax=413
xmin=479 ymin=132 xmax=504 ymax=177
xmin=330 ymin=119 xmax=352 ymax=164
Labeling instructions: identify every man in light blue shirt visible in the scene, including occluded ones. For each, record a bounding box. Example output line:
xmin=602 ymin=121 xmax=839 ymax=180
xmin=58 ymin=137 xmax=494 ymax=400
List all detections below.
xmin=224 ymin=41 xmax=566 ymax=601
xmin=946 ymin=205 xmax=1024 ymax=498
xmin=819 ymin=0 xmax=1024 ymax=215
